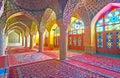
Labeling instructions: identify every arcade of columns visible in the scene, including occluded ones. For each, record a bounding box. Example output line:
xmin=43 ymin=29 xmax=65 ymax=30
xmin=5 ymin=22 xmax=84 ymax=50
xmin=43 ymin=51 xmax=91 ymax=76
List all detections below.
xmin=0 ymin=0 xmax=119 ymax=59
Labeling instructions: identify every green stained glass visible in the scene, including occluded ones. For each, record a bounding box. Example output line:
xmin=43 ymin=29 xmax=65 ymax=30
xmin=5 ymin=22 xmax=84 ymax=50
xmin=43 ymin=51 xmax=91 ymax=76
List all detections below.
xmin=73 ymin=37 xmax=76 ymax=46
xmin=69 ymin=36 xmax=72 ymax=45
xmin=78 ymin=30 xmax=83 ymax=34
xmin=78 ymin=36 xmax=81 ymax=46
xmin=96 ymin=27 xmax=103 ymax=32
xmin=96 ymin=18 xmax=103 ymax=26
xmin=115 ymin=24 xmax=120 ymax=30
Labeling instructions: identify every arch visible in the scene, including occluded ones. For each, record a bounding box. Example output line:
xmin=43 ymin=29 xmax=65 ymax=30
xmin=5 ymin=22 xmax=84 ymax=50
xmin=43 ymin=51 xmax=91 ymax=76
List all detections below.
xmin=48 ymin=24 xmax=58 ymax=47
xmin=5 ymin=21 xmax=29 ymax=34
xmin=6 ymin=11 xmax=39 ymax=26
xmin=7 ymin=26 xmax=24 ymax=35
xmin=30 ymin=21 xmax=38 ymax=35
xmin=40 ymin=8 xmax=56 ymax=32
xmin=8 ymin=29 xmax=21 ymax=44
xmin=91 ymin=3 xmax=120 ymax=54
xmin=68 ymin=17 xmax=85 ymax=50
xmin=63 ymin=0 xmax=80 ymax=28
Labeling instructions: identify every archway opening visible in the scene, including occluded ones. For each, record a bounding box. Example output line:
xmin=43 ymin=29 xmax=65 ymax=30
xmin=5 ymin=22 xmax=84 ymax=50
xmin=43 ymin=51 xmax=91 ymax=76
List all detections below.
xmin=68 ymin=17 xmax=85 ymax=51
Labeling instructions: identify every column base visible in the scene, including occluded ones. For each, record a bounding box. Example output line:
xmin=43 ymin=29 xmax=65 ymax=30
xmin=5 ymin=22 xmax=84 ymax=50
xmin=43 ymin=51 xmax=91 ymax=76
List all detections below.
xmin=84 ymin=46 xmax=96 ymax=54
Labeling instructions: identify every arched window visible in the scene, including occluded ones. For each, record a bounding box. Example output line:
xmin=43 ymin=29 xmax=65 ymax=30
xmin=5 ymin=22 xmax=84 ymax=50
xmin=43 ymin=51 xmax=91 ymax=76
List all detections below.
xmin=96 ymin=7 xmax=120 ymax=55
xmin=68 ymin=19 xmax=84 ymax=50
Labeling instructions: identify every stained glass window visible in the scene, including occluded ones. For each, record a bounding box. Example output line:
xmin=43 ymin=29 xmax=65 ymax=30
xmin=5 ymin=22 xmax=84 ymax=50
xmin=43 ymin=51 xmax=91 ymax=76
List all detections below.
xmin=105 ymin=25 xmax=113 ymax=31
xmin=96 ymin=27 xmax=104 ymax=32
xmin=69 ymin=19 xmax=84 ymax=48
xmin=54 ymin=38 xmax=57 ymax=45
xmin=69 ymin=36 xmax=72 ymax=45
xmin=96 ymin=18 xmax=103 ymax=26
xmin=96 ymin=8 xmax=120 ymax=32
xmin=78 ymin=36 xmax=81 ymax=46
xmin=116 ymin=32 xmax=120 ymax=48
xmin=97 ymin=33 xmax=103 ymax=47
xmin=45 ymin=31 xmax=48 ymax=37
xmin=96 ymin=7 xmax=120 ymax=48
xmin=69 ymin=19 xmax=84 ymax=35
xmin=73 ymin=37 xmax=76 ymax=46
xmin=106 ymin=33 xmax=113 ymax=48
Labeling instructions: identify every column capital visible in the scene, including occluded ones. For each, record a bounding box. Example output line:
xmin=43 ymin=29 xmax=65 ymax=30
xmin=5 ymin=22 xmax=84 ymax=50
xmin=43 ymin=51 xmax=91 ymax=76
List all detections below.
xmin=29 ymin=32 xmax=34 ymax=36
xmin=24 ymin=34 xmax=29 ymax=37
xmin=57 ymin=19 xmax=68 ymax=31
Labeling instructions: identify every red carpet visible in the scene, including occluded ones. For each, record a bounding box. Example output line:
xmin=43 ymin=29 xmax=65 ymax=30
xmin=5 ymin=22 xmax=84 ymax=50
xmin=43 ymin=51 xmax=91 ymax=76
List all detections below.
xmin=8 ymin=52 xmax=53 ymax=66
xmin=0 ymin=56 xmax=7 ymax=68
xmin=9 ymin=59 xmax=112 ymax=78
xmin=7 ymin=47 xmax=36 ymax=54
xmin=34 ymin=46 xmax=54 ymax=50
xmin=42 ymin=52 xmax=58 ymax=58
xmin=69 ymin=54 xmax=120 ymax=73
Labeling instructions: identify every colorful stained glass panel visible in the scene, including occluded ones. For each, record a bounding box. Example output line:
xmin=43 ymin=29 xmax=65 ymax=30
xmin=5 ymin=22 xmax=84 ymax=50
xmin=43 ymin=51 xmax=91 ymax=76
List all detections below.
xmin=105 ymin=25 xmax=113 ymax=31
xmin=78 ymin=36 xmax=81 ymax=46
xmin=96 ymin=27 xmax=104 ymax=32
xmin=97 ymin=33 xmax=103 ymax=47
xmin=106 ymin=33 xmax=113 ymax=48
xmin=116 ymin=32 xmax=120 ymax=48
xmin=69 ymin=36 xmax=72 ymax=46
xmin=73 ymin=37 xmax=76 ymax=46
xmin=96 ymin=18 xmax=103 ymax=26
xmin=115 ymin=24 xmax=120 ymax=30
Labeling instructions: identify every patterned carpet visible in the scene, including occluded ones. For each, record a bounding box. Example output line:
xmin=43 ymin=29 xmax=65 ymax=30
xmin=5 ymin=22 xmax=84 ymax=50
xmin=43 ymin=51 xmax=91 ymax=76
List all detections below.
xmin=0 ymin=56 xmax=8 ymax=69
xmin=69 ymin=54 xmax=120 ymax=73
xmin=8 ymin=52 xmax=53 ymax=66
xmin=6 ymin=47 xmax=36 ymax=54
xmin=9 ymin=59 xmax=112 ymax=78
xmin=0 ymin=56 xmax=6 ymax=68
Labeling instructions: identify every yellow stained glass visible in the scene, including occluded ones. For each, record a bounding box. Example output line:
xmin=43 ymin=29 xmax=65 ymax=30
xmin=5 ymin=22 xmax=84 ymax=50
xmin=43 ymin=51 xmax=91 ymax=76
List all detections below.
xmin=105 ymin=26 xmax=112 ymax=31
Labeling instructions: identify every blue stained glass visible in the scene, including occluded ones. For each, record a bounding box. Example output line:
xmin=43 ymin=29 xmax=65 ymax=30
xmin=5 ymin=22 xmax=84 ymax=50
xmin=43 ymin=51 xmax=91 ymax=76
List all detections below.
xmin=110 ymin=16 xmax=119 ymax=23
xmin=98 ymin=34 xmax=102 ymax=38
xmin=97 ymin=34 xmax=103 ymax=47
xmin=106 ymin=33 xmax=113 ymax=48
xmin=96 ymin=18 xmax=103 ymax=26
xmin=116 ymin=32 xmax=120 ymax=48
